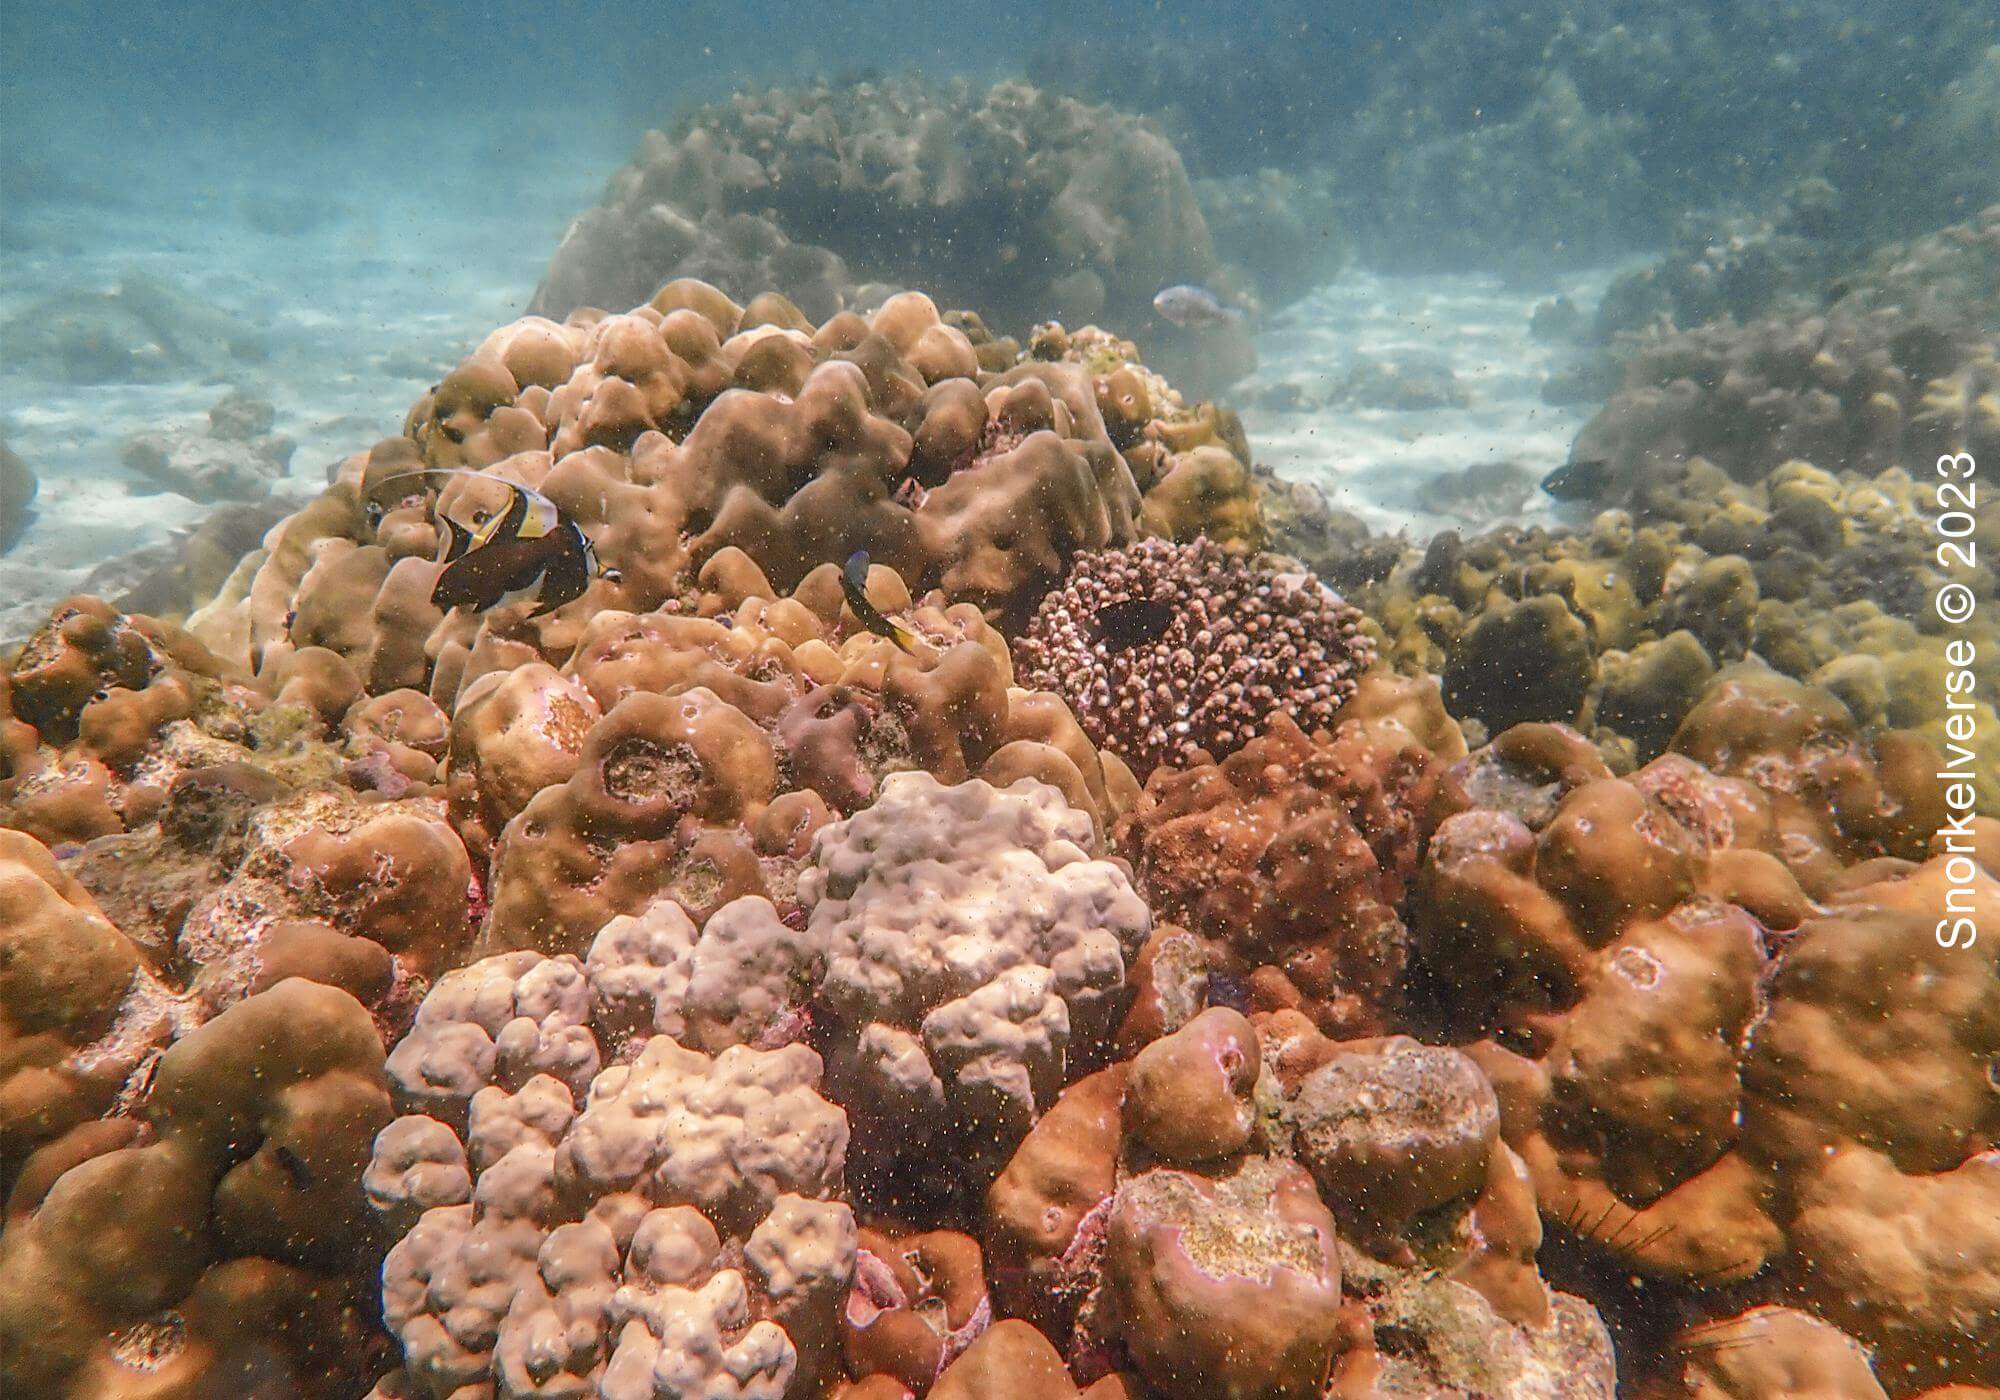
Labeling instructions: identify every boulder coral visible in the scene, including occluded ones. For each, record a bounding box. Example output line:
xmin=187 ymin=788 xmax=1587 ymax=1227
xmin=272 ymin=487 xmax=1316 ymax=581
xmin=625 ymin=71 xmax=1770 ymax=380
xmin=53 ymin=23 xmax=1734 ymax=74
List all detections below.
xmin=0 ymin=979 xmax=394 ymax=1398
xmin=471 ymin=551 xmax=1133 ymax=955
xmin=1115 ymin=673 xmax=1459 ymax=1038
xmin=187 ymin=278 xmax=1258 ymax=696
xmin=1273 ymin=453 xmax=1999 ymax=810
xmin=529 ymin=77 xmax=1243 ymax=388
xmin=800 ymin=772 xmax=1152 ymax=1197
xmin=984 ymin=1008 xmax=1617 ymax=1399
xmin=1427 ymin=718 xmax=1997 ymax=1388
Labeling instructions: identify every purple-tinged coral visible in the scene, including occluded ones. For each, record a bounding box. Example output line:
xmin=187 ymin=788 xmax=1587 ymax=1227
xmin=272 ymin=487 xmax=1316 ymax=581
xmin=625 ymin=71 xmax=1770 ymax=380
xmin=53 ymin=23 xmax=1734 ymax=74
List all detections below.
xmin=1016 ymin=536 xmax=1375 ymax=777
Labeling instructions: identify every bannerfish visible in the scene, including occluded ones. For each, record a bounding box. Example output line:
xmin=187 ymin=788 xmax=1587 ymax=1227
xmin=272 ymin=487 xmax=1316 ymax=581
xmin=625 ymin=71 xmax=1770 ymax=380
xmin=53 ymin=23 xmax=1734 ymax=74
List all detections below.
xmin=1153 ymin=283 xmax=1242 ymax=329
xmin=370 ymin=468 xmax=620 ymax=617
xmin=841 ymin=551 xmax=919 ymax=654
xmin=1540 ymin=457 xmax=1612 ymax=502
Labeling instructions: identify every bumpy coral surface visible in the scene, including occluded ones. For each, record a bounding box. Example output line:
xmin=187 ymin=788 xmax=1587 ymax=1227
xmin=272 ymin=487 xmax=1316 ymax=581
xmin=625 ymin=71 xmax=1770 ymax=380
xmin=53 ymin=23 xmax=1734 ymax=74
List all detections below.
xmin=985 ymin=1008 xmax=1617 ymax=1399
xmin=188 ymin=279 xmax=1255 ymax=691
xmin=368 ymin=926 xmax=853 ymax=1399
xmin=1430 ymin=720 xmax=1998 ymax=1389
xmin=467 ymin=551 xmax=1132 ymax=954
xmin=530 ymin=77 xmax=1241 ymax=387
xmin=1018 ymin=535 xmax=1375 ymax=776
xmin=1115 ymin=673 xmax=1456 ymax=1039
xmin=1275 ymin=455 xmax=2000 ymax=810
xmin=801 ymin=771 xmax=1152 ymax=1193
xmin=0 ymin=978 xmax=394 ymax=1397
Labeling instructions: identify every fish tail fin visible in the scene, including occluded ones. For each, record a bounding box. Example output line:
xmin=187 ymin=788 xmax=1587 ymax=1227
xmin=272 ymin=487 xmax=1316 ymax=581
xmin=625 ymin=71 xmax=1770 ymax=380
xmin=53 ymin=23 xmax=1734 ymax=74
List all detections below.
xmin=889 ymin=621 xmax=921 ymax=655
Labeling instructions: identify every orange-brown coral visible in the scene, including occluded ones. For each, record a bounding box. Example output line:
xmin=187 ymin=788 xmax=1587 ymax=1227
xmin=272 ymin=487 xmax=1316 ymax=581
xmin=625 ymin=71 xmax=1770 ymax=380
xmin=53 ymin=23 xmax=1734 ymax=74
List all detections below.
xmin=189 ymin=279 xmax=1257 ymax=697
xmin=475 ymin=551 xmax=1132 ymax=956
xmin=1115 ymin=674 xmax=1458 ymax=1038
xmin=1428 ymin=710 xmax=1995 ymax=1391
xmin=0 ymin=979 xmax=393 ymax=1398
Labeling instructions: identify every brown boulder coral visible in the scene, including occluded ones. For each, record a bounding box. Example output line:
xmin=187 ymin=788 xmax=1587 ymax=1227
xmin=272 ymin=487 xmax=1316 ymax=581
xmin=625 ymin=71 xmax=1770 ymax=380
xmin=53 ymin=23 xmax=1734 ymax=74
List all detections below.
xmin=190 ymin=279 xmax=1257 ymax=687
xmin=475 ymin=552 xmax=1131 ymax=955
xmin=1434 ymin=723 xmax=1997 ymax=1390
xmin=0 ymin=827 xmax=176 ymax=1177
xmin=984 ymin=1009 xmax=1615 ymax=1400
xmin=528 ymin=77 xmax=1239 ymax=386
xmin=366 ymin=929 xmax=853 ymax=1399
xmin=0 ymin=978 xmax=394 ymax=1398
xmin=1114 ymin=673 xmax=1457 ymax=1038
xmin=1018 ymin=535 xmax=1375 ymax=778
xmin=1572 ymin=306 xmax=1992 ymax=498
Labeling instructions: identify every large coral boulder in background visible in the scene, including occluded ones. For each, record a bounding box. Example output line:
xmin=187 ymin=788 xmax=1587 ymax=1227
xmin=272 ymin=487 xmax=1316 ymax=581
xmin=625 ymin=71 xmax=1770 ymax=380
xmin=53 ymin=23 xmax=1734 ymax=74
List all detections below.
xmin=531 ymin=77 xmax=1253 ymax=393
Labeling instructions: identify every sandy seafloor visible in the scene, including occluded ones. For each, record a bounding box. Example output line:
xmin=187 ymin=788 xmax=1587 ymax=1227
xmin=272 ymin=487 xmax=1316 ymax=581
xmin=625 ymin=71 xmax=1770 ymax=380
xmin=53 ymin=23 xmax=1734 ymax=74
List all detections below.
xmin=0 ymin=111 xmax=618 ymax=642
xmin=1233 ymin=265 xmax=1627 ymax=540
xmin=3 ymin=115 xmax=1624 ymax=642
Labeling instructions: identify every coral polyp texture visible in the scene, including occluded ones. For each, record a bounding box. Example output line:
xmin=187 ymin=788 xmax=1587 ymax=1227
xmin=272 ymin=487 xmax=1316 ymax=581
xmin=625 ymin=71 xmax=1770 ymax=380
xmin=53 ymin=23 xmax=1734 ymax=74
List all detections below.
xmin=1114 ymin=673 xmax=1460 ymax=1039
xmin=188 ymin=279 xmax=1256 ymax=685
xmin=1017 ymin=535 xmax=1376 ymax=777
xmin=800 ymin=771 xmax=1152 ymax=1196
xmin=365 ymin=922 xmax=854 ymax=1400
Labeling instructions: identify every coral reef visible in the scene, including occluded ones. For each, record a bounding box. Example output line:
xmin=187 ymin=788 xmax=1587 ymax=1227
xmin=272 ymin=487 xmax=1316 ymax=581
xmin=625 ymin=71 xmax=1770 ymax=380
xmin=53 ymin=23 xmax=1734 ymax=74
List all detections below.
xmin=1114 ymin=673 xmax=1458 ymax=1038
xmin=801 ymin=772 xmax=1151 ymax=1196
xmin=1033 ymin=1 xmax=1990 ymax=268
xmin=184 ymin=279 xmax=1257 ymax=687
xmin=986 ymin=1008 xmax=1619 ymax=1398
xmin=1423 ymin=720 xmax=1997 ymax=1389
xmin=471 ymin=551 xmax=1133 ymax=953
xmin=367 ymin=930 xmax=853 ymax=1399
xmin=1273 ymin=456 xmax=2000 ymax=811
xmin=4 ymin=241 xmax=1994 ymax=1399
xmin=0 ymin=978 xmax=394 ymax=1397
xmin=0 ymin=273 xmax=267 ymax=383
xmin=1017 ymin=536 xmax=1374 ymax=777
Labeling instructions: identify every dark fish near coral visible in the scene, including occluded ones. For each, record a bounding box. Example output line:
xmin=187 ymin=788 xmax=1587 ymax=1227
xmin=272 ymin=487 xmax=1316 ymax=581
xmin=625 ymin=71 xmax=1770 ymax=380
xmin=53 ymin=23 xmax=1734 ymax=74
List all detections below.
xmin=1092 ymin=595 xmax=1177 ymax=653
xmin=1540 ymin=457 xmax=1612 ymax=502
xmin=841 ymin=550 xmax=919 ymax=654
xmin=1153 ymin=283 xmax=1241 ymax=329
xmin=370 ymin=468 xmax=620 ymax=617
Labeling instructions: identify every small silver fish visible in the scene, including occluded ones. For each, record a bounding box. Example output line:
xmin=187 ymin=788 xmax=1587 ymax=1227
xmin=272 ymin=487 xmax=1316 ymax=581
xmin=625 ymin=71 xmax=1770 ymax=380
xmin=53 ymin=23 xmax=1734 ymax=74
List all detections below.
xmin=1153 ymin=283 xmax=1241 ymax=329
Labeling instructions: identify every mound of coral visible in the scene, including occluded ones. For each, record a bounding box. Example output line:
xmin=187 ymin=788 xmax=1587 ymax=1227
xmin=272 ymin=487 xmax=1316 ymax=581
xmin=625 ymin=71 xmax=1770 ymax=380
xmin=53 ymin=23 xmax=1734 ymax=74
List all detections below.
xmin=531 ymin=77 xmax=1251 ymax=391
xmin=181 ymin=280 xmax=1257 ymax=695
xmin=1270 ymin=439 xmax=2000 ymax=814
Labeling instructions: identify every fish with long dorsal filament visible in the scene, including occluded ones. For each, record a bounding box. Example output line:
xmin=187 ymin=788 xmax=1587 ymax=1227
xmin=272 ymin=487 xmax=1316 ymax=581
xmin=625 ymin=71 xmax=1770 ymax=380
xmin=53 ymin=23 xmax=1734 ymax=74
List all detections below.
xmin=368 ymin=468 xmax=620 ymax=617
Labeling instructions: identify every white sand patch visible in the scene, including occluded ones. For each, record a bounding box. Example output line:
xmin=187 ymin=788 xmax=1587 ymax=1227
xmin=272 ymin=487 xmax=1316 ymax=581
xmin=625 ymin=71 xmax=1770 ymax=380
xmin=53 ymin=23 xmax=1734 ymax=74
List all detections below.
xmin=1235 ymin=265 xmax=1630 ymax=539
